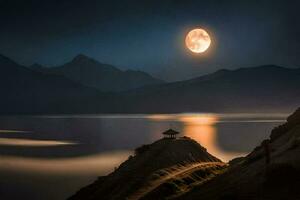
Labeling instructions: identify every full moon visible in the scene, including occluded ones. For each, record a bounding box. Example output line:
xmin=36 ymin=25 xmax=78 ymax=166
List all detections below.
xmin=185 ymin=28 xmax=211 ymax=53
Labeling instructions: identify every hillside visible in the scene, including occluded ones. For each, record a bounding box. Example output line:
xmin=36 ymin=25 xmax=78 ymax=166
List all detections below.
xmin=175 ymin=107 xmax=300 ymax=200
xmin=32 ymin=54 xmax=164 ymax=92
xmin=69 ymin=137 xmax=225 ymax=200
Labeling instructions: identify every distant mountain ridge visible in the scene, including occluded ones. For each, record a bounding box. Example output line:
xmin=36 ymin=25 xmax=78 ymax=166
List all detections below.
xmin=114 ymin=64 xmax=300 ymax=113
xmin=31 ymin=54 xmax=164 ymax=92
xmin=0 ymin=53 xmax=299 ymax=114
xmin=0 ymin=54 xmax=107 ymax=114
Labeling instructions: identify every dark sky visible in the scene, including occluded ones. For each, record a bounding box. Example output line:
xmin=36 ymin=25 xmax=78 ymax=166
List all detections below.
xmin=0 ymin=0 xmax=299 ymax=81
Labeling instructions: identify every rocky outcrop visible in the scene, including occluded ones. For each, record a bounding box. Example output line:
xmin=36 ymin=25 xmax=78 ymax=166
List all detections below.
xmin=69 ymin=137 xmax=222 ymax=200
xmin=247 ymin=108 xmax=300 ymax=163
xmin=176 ymin=107 xmax=300 ymax=200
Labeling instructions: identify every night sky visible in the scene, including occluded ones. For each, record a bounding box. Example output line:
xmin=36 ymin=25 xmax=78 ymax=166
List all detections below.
xmin=0 ymin=0 xmax=299 ymax=81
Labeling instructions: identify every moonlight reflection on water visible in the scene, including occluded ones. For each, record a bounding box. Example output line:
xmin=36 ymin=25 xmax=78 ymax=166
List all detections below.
xmin=0 ymin=138 xmax=76 ymax=147
xmin=0 ymin=151 xmax=132 ymax=175
xmin=148 ymin=113 xmax=286 ymax=161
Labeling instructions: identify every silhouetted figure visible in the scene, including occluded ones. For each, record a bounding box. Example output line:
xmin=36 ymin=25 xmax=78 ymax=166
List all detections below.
xmin=162 ymin=129 xmax=179 ymax=139
xmin=262 ymin=139 xmax=271 ymax=165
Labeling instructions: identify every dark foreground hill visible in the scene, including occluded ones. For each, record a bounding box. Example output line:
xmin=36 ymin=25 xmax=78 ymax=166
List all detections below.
xmin=69 ymin=137 xmax=225 ymax=200
xmin=175 ymin=107 xmax=300 ymax=200
xmin=31 ymin=54 xmax=164 ymax=92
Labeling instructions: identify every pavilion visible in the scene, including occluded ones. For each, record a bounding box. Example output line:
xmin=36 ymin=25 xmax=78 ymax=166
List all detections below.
xmin=162 ymin=129 xmax=179 ymax=139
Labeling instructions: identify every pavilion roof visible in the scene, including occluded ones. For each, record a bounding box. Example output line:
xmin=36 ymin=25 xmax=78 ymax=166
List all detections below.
xmin=162 ymin=129 xmax=179 ymax=135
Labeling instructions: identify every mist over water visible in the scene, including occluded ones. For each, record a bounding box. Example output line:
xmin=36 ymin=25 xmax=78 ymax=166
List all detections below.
xmin=0 ymin=113 xmax=286 ymax=200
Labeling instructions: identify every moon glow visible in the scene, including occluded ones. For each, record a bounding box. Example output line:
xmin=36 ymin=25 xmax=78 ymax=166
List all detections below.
xmin=185 ymin=28 xmax=211 ymax=53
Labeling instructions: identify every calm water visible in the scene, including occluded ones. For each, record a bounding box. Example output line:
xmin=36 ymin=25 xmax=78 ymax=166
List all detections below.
xmin=0 ymin=113 xmax=286 ymax=200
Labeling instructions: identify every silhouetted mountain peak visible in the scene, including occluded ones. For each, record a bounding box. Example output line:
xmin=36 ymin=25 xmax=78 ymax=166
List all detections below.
xmin=72 ymin=54 xmax=89 ymax=61
xmin=67 ymin=54 xmax=120 ymax=73
xmin=46 ymin=54 xmax=164 ymax=92
xmin=71 ymin=54 xmax=100 ymax=65
xmin=188 ymin=68 xmax=231 ymax=83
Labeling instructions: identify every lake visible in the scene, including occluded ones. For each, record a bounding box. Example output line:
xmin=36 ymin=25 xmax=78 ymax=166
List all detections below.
xmin=0 ymin=113 xmax=286 ymax=200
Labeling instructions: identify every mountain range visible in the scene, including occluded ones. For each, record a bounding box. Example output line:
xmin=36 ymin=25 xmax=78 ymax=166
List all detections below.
xmin=0 ymin=54 xmax=299 ymax=114
xmin=116 ymin=65 xmax=300 ymax=113
xmin=0 ymin=54 xmax=106 ymax=114
xmin=30 ymin=54 xmax=164 ymax=92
